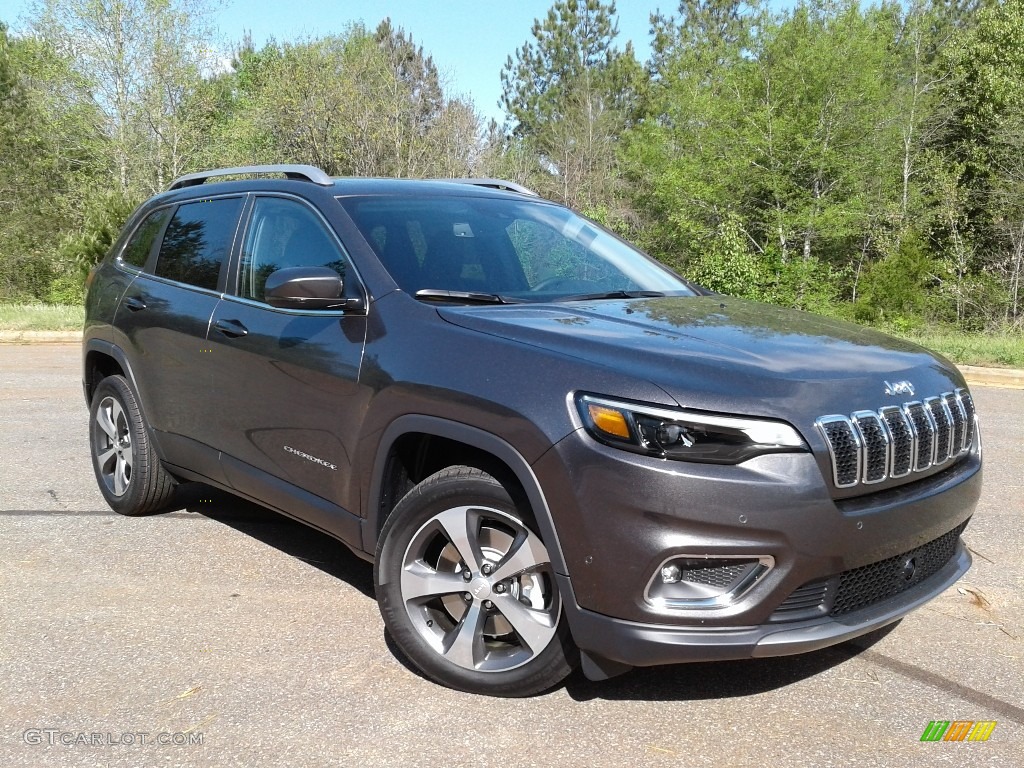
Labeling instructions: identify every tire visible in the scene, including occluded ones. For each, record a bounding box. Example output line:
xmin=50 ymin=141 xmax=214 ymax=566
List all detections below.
xmin=375 ymin=466 xmax=577 ymax=696
xmin=89 ymin=375 xmax=176 ymax=516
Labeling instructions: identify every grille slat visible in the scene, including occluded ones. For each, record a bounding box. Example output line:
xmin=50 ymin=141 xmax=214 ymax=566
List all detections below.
xmin=818 ymin=416 xmax=861 ymax=488
xmin=817 ymin=389 xmax=974 ymax=490
xmin=770 ymin=580 xmax=831 ymax=620
xmin=852 ymin=411 xmax=889 ymax=484
xmin=959 ymin=389 xmax=976 ymax=451
xmin=944 ymin=392 xmax=966 ymax=454
xmin=880 ymin=406 xmax=913 ymax=477
xmin=926 ymin=396 xmax=952 ymax=464
xmin=905 ymin=402 xmax=934 ymax=471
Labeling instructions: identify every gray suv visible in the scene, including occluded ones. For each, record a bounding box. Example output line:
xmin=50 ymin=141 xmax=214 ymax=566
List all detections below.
xmin=83 ymin=164 xmax=982 ymax=696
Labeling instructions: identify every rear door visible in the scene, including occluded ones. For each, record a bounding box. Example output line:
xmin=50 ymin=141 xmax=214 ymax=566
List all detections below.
xmin=114 ymin=195 xmax=246 ymax=471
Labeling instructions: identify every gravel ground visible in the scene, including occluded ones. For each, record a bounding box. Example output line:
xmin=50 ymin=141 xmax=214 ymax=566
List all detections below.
xmin=0 ymin=344 xmax=1020 ymax=767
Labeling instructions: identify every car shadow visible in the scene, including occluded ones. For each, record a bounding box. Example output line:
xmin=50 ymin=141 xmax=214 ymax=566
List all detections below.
xmin=173 ymin=481 xmax=375 ymax=600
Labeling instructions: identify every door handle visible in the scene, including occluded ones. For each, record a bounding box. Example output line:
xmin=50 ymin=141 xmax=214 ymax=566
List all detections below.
xmin=123 ymin=296 xmax=146 ymax=312
xmin=214 ymin=318 xmax=248 ymax=338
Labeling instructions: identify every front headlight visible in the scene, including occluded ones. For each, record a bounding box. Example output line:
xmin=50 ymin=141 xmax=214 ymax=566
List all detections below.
xmin=576 ymin=394 xmax=808 ymax=464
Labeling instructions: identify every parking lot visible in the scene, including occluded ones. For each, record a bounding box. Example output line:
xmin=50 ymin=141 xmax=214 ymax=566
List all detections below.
xmin=1 ymin=343 xmax=1021 ymax=767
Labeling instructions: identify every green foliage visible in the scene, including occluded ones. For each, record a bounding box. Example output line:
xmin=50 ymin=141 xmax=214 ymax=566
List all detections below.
xmin=685 ymin=212 xmax=764 ymax=299
xmin=204 ymin=25 xmax=478 ymax=177
xmin=935 ymin=0 xmax=1024 ymax=326
xmin=0 ymin=9 xmax=479 ymax=304
xmin=0 ymin=303 xmax=85 ymax=330
xmin=50 ymin=189 xmax=138 ymax=303
xmin=0 ymin=24 xmax=108 ymax=301
xmin=615 ymin=0 xmax=1024 ymax=329
xmin=496 ymin=0 xmax=642 ymax=217
xmin=761 ymin=253 xmax=845 ymax=315
xmin=3 ymin=0 xmax=1024 ymax=336
xmin=886 ymin=326 xmax=1024 ymax=367
xmin=854 ymin=234 xmax=935 ymax=324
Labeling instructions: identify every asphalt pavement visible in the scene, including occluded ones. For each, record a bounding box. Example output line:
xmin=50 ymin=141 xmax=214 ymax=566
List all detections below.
xmin=0 ymin=344 xmax=1021 ymax=767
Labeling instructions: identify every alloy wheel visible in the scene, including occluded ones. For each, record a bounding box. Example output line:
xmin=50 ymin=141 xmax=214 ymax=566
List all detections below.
xmin=399 ymin=505 xmax=561 ymax=673
xmin=93 ymin=395 xmax=133 ymax=497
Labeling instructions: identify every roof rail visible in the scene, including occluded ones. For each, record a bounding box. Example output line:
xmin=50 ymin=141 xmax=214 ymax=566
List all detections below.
xmin=168 ymin=164 xmax=333 ymax=191
xmin=446 ymin=178 xmax=539 ymax=197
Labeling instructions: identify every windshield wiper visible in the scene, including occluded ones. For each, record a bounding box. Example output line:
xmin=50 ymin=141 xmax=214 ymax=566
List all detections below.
xmin=555 ymin=290 xmax=667 ymax=302
xmin=414 ymin=289 xmax=520 ymax=305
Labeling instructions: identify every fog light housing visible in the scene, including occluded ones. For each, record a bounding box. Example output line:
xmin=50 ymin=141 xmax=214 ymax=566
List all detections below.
xmin=645 ymin=555 xmax=774 ymax=610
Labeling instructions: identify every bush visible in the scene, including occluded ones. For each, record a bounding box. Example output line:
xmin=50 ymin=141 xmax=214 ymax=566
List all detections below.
xmin=854 ymin=234 xmax=934 ymax=325
xmin=48 ymin=189 xmax=137 ymax=304
xmin=686 ymin=212 xmax=765 ymax=300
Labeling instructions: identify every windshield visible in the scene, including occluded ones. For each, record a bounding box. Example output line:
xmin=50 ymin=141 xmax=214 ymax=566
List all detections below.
xmin=337 ymin=194 xmax=696 ymax=302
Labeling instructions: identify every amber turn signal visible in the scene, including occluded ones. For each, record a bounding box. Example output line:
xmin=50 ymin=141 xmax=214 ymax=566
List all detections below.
xmin=587 ymin=403 xmax=631 ymax=439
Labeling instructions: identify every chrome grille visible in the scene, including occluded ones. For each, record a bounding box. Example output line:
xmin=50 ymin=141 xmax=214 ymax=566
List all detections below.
xmin=961 ymin=391 xmax=976 ymax=449
xmin=944 ymin=392 xmax=966 ymax=452
xmin=816 ymin=388 xmax=976 ymax=490
xmin=818 ymin=417 xmax=861 ymax=487
xmin=852 ymin=411 xmax=888 ymax=484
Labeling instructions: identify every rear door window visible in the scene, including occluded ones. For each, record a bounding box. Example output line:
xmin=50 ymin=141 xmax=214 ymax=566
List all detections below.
xmin=120 ymin=207 xmax=172 ymax=269
xmin=154 ymin=197 xmax=244 ymax=290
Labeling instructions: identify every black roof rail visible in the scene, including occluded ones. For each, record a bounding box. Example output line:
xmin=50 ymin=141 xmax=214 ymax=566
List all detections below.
xmin=168 ymin=164 xmax=333 ymax=191
xmin=445 ymin=178 xmax=539 ymax=197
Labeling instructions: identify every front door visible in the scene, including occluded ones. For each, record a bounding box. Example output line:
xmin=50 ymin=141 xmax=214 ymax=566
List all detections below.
xmin=204 ymin=195 xmax=369 ymax=521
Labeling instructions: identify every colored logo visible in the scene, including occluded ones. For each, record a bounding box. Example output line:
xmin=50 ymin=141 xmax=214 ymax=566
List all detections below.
xmin=920 ymin=721 xmax=996 ymax=742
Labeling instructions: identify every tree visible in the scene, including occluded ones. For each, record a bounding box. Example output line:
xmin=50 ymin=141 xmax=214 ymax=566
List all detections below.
xmin=498 ymin=0 xmax=643 ymax=217
xmin=936 ymin=0 xmax=1024 ymax=326
xmin=206 ymin=25 xmax=479 ymax=178
xmin=622 ymin=1 xmax=763 ymax=290
xmin=625 ymin=1 xmax=902 ymax=311
xmin=30 ymin=0 xmax=220 ymax=195
xmin=0 ymin=23 xmax=109 ymax=301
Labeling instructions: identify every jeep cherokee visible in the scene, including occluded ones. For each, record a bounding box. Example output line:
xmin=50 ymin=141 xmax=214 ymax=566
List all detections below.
xmin=83 ymin=164 xmax=982 ymax=696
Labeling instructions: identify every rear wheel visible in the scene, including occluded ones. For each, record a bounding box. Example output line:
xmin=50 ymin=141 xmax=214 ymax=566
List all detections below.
xmin=375 ymin=466 xmax=576 ymax=696
xmin=89 ymin=375 xmax=175 ymax=515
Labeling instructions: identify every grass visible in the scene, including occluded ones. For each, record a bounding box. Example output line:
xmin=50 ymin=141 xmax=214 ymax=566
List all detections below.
xmin=892 ymin=328 xmax=1024 ymax=368
xmin=1 ymin=302 xmax=1021 ymax=367
xmin=0 ymin=303 xmax=84 ymax=331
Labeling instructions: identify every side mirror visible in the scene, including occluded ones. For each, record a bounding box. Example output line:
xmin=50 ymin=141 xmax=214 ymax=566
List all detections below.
xmin=264 ymin=266 xmax=353 ymax=310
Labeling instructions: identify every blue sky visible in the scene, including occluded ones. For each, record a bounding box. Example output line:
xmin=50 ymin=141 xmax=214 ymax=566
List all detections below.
xmin=2 ymin=0 xmax=666 ymax=124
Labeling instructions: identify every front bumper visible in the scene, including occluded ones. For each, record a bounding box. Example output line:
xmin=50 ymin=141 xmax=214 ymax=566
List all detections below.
xmin=534 ymin=426 xmax=981 ymax=667
xmin=560 ymin=541 xmax=970 ymax=668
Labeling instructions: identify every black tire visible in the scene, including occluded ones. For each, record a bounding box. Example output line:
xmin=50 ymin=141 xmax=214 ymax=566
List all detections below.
xmin=88 ymin=375 xmax=176 ymax=516
xmin=375 ymin=466 xmax=577 ymax=697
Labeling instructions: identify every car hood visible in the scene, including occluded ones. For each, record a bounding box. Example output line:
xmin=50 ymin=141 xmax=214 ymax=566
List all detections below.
xmin=436 ymin=296 xmax=965 ymax=421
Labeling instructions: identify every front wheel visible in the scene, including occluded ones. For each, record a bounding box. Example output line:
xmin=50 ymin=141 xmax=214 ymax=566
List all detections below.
xmin=375 ymin=466 xmax=577 ymax=696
